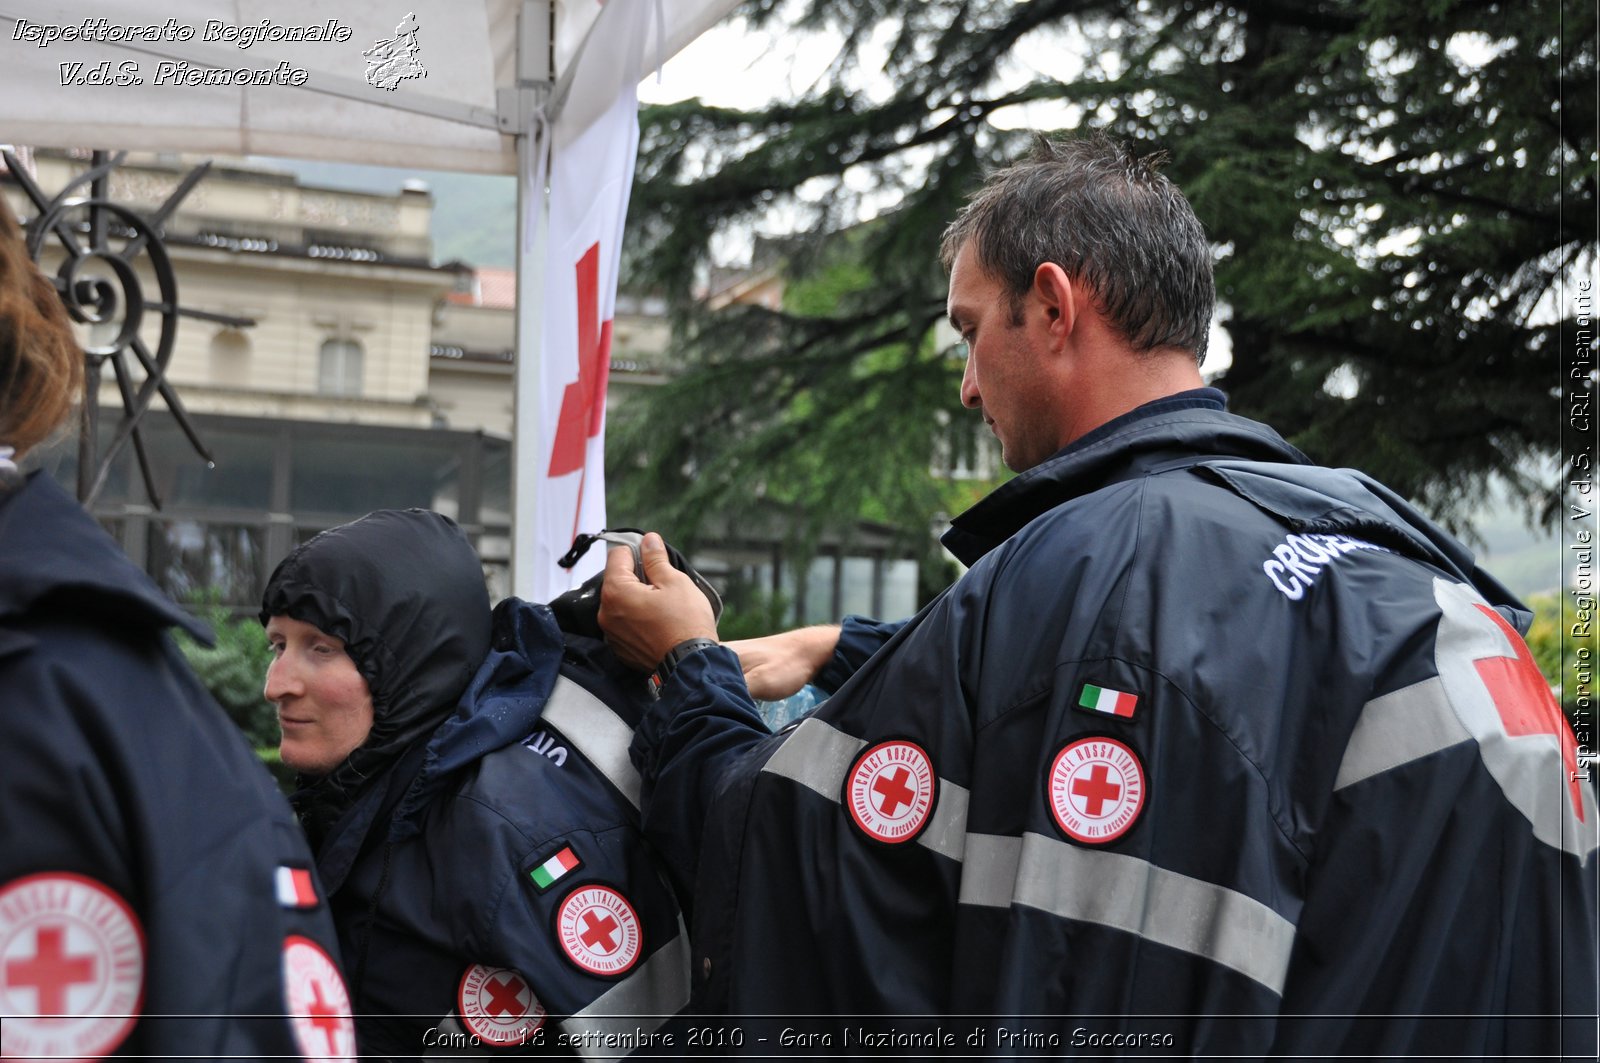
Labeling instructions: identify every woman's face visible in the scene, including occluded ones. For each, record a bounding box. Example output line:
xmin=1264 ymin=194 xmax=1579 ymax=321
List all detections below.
xmin=263 ymin=616 xmax=375 ymax=776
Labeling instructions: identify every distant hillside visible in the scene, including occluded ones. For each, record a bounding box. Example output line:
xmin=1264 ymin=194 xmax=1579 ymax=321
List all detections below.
xmin=250 ymin=157 xmax=517 ymax=267
xmin=1470 ymin=499 xmax=1563 ymax=599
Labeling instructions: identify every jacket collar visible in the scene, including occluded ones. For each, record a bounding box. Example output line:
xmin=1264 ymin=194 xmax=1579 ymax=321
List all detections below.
xmin=387 ymin=597 xmax=566 ymax=839
xmin=310 ymin=597 xmax=569 ymax=891
xmin=0 ymin=472 xmax=211 ymax=642
xmin=941 ymin=391 xmax=1310 ymax=566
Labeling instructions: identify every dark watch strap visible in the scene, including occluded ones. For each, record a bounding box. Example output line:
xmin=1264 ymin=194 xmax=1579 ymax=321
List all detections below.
xmin=649 ymin=637 xmax=720 ymax=698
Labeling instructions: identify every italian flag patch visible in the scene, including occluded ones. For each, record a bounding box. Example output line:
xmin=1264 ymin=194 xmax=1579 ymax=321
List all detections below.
xmin=528 ymin=846 xmax=581 ymax=891
xmin=276 ymin=866 xmax=319 ymax=908
xmin=1078 ymin=683 xmax=1138 ymax=719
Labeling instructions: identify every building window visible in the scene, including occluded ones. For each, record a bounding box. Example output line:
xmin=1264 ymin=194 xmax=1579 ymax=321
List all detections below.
xmin=148 ymin=520 xmax=266 ymax=607
xmin=209 ymin=329 xmax=251 ymax=388
xmin=318 ymin=338 xmax=363 ymax=396
xmin=802 ymin=554 xmax=837 ymax=625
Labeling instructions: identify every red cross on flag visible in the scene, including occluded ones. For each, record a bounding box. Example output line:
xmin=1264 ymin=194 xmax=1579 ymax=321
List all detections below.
xmin=523 ymin=36 xmax=641 ymax=601
xmin=512 ymin=0 xmax=741 ymax=600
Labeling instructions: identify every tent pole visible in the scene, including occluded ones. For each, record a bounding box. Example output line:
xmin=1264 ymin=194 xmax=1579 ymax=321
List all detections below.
xmin=508 ymin=0 xmax=554 ymax=601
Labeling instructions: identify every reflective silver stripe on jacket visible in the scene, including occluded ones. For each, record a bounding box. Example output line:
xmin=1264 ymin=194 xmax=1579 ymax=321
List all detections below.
xmin=424 ymin=933 xmax=692 ymax=1062
xmin=960 ymin=832 xmax=1297 ymax=995
xmin=564 ymin=924 xmax=692 ymax=1061
xmin=1335 ymin=578 xmax=1598 ymax=859
xmin=1334 ymin=676 xmax=1469 ymax=791
xmin=760 ymin=717 xmax=969 ymax=861
xmin=539 ymin=679 xmax=692 ymax=1056
xmin=763 ymin=720 xmax=1294 ymax=990
xmin=541 ymin=675 xmax=642 ymax=809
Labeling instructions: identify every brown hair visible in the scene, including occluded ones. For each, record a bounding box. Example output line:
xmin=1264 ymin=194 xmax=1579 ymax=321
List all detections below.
xmin=0 ymin=193 xmax=82 ymax=455
xmin=940 ymin=133 xmax=1214 ymax=363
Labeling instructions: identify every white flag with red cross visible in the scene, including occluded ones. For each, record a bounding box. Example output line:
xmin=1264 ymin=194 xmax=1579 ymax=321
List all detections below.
xmin=527 ymin=48 xmax=642 ymax=601
xmin=513 ymin=0 xmax=738 ymax=601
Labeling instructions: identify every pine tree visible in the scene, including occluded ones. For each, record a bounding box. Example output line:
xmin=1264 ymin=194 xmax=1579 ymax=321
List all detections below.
xmin=610 ymin=0 xmax=1596 ymax=558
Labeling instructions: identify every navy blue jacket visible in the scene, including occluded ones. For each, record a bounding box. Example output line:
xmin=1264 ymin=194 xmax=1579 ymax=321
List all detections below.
xmin=632 ymin=394 xmax=1599 ymax=1057
xmin=0 ymin=472 xmax=353 ymax=1060
xmin=320 ymin=599 xmax=691 ymax=1060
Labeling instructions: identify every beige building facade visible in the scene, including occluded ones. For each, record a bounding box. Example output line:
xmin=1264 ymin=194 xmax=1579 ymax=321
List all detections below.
xmin=7 ymin=148 xmax=921 ymax=623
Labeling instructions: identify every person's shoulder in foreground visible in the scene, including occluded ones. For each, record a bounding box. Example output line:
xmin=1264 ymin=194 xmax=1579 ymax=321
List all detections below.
xmin=599 ymin=132 xmax=1599 ymax=1058
xmin=0 ymin=192 xmax=352 ymax=1060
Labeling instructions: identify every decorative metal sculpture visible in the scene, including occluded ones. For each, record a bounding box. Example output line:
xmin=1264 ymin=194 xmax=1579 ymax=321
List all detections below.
xmin=1 ymin=148 xmax=254 ymax=507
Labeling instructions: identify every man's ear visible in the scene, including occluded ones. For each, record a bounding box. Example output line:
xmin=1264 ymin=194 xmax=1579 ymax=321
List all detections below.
xmin=1032 ymin=262 xmax=1077 ymax=343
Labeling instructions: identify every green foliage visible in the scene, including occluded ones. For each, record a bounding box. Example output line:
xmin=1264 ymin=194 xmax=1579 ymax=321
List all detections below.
xmin=715 ymin=577 xmax=794 ymax=641
xmin=254 ymin=745 xmax=298 ymax=795
xmin=172 ymin=593 xmax=278 ymax=750
xmin=1526 ymin=591 xmax=1598 ymax=722
xmin=615 ymin=0 xmax=1595 ymax=553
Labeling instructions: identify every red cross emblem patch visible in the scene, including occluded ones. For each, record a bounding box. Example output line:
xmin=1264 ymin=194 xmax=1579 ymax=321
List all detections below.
xmin=458 ymin=964 xmax=546 ymax=1045
xmin=845 ymin=740 xmax=939 ymax=844
xmin=556 ymin=886 xmax=642 ymax=977
xmin=1048 ymin=737 xmax=1147 ymax=845
xmin=0 ymin=873 xmax=143 ymax=1060
xmin=281 ymin=935 xmax=355 ymax=1061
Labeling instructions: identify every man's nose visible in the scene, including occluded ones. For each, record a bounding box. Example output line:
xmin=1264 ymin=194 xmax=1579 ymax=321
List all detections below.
xmin=960 ymin=353 xmax=981 ymax=409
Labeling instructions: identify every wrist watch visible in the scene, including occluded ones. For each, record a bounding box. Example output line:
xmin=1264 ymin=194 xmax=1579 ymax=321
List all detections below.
xmin=649 ymin=637 xmax=719 ymax=698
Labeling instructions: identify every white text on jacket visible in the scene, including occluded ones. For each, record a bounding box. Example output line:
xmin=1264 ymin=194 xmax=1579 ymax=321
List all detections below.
xmin=1263 ymin=533 xmax=1387 ymax=600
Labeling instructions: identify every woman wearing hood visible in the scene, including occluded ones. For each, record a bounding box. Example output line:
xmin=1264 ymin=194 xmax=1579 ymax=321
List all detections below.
xmin=261 ymin=511 xmax=692 ymax=1058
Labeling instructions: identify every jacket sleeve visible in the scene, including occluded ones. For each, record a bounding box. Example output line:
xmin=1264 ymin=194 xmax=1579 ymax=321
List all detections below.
xmin=629 ymin=646 xmax=780 ymax=901
xmin=813 ymin=615 xmax=906 ymax=693
xmin=631 ymin=617 xmax=908 ymax=899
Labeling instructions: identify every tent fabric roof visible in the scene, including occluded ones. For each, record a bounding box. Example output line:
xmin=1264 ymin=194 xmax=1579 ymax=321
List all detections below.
xmin=0 ymin=0 xmax=737 ymax=172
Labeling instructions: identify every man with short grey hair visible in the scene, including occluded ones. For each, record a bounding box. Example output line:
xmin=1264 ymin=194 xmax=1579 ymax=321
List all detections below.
xmin=600 ymin=134 xmax=1597 ymax=1056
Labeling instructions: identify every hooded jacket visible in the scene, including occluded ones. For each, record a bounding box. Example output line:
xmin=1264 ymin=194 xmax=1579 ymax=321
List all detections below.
xmin=0 ymin=471 xmax=354 ymax=1060
xmin=631 ymin=392 xmax=1599 ymax=1058
xmin=263 ymin=511 xmax=690 ymax=1059
xmin=261 ymin=509 xmax=493 ymax=847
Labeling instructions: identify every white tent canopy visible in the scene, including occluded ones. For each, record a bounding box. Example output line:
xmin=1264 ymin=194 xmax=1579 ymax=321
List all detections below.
xmin=0 ymin=0 xmax=739 ymax=597
xmin=0 ymin=0 xmax=733 ymax=169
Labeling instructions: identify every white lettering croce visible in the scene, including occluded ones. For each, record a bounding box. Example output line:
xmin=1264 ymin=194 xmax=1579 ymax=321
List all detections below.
xmin=1262 ymin=533 xmax=1387 ymax=600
